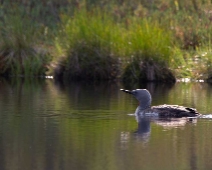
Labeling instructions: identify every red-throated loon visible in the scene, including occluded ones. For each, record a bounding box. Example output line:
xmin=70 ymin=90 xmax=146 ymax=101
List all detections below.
xmin=120 ymin=89 xmax=201 ymax=118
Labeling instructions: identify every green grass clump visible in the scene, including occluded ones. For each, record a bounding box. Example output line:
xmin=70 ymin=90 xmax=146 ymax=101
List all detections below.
xmin=0 ymin=15 xmax=51 ymax=77
xmin=55 ymin=9 xmax=123 ymax=80
xmin=121 ymin=18 xmax=177 ymax=82
xmin=123 ymin=19 xmax=173 ymax=63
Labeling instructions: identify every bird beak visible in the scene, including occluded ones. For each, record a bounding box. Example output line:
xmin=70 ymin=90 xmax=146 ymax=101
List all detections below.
xmin=120 ymin=89 xmax=132 ymax=94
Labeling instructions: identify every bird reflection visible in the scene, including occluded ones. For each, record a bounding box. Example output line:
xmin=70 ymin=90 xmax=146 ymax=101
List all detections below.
xmin=134 ymin=116 xmax=151 ymax=143
xmin=133 ymin=106 xmax=197 ymax=143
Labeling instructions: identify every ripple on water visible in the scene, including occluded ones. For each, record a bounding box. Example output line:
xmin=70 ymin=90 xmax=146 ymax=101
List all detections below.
xmin=200 ymin=114 xmax=212 ymax=119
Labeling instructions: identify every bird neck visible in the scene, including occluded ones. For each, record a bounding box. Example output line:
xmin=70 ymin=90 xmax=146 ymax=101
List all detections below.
xmin=135 ymin=92 xmax=152 ymax=110
xmin=135 ymin=105 xmax=150 ymax=115
xmin=138 ymin=101 xmax=151 ymax=110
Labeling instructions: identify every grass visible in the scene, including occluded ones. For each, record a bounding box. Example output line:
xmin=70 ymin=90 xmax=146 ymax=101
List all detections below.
xmin=0 ymin=14 xmax=51 ymax=77
xmin=55 ymin=9 xmax=178 ymax=82
xmin=1 ymin=0 xmax=212 ymax=82
xmin=54 ymin=9 xmax=123 ymax=80
xmin=122 ymin=19 xmax=172 ymax=62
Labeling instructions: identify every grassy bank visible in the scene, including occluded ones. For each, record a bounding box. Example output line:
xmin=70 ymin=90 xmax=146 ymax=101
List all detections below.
xmin=54 ymin=9 xmax=177 ymax=81
xmin=0 ymin=15 xmax=52 ymax=77
xmin=54 ymin=9 xmax=122 ymax=80
xmin=1 ymin=0 xmax=212 ymax=82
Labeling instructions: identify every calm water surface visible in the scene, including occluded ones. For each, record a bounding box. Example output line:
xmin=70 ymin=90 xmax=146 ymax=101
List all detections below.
xmin=0 ymin=79 xmax=212 ymax=170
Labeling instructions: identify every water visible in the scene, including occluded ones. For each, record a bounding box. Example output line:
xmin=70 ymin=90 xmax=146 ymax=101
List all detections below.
xmin=0 ymin=79 xmax=212 ymax=170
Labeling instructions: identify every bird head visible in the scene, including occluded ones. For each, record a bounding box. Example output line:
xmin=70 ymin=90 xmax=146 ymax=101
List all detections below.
xmin=120 ymin=89 xmax=152 ymax=109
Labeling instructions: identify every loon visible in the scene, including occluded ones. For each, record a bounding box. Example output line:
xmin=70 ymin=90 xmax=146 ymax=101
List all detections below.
xmin=120 ymin=89 xmax=201 ymax=118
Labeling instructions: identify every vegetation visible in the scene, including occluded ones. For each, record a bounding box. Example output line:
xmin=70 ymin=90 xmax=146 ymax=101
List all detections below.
xmin=54 ymin=9 xmax=180 ymax=81
xmin=54 ymin=10 xmax=122 ymax=80
xmin=1 ymin=0 xmax=212 ymax=82
xmin=0 ymin=13 xmax=51 ymax=77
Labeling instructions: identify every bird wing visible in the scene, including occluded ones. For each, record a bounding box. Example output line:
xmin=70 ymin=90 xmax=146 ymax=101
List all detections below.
xmin=152 ymin=104 xmax=200 ymax=118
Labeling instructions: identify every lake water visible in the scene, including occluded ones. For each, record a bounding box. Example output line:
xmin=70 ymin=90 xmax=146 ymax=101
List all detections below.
xmin=0 ymin=78 xmax=212 ymax=170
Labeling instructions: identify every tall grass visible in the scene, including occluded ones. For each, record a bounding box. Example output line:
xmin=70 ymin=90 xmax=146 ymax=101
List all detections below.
xmin=2 ymin=0 xmax=212 ymax=81
xmin=116 ymin=18 xmax=178 ymax=83
xmin=55 ymin=9 xmax=124 ymax=80
xmin=191 ymin=41 xmax=212 ymax=81
xmin=55 ymin=8 xmax=181 ymax=81
xmin=0 ymin=14 xmax=51 ymax=77
xmin=123 ymin=19 xmax=173 ymax=63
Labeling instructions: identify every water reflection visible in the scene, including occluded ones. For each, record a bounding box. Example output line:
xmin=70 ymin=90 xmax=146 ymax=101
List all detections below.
xmin=54 ymin=80 xmax=121 ymax=111
xmin=1 ymin=79 xmax=212 ymax=170
xmin=132 ymin=106 xmax=198 ymax=143
xmin=134 ymin=116 xmax=151 ymax=143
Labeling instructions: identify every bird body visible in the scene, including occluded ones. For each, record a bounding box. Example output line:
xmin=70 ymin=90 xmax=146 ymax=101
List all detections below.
xmin=151 ymin=104 xmax=199 ymax=117
xmin=121 ymin=89 xmax=200 ymax=118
